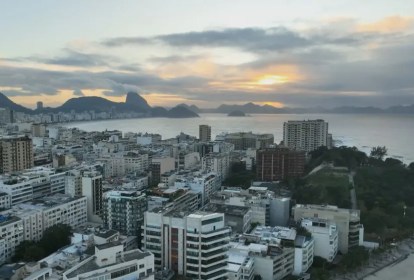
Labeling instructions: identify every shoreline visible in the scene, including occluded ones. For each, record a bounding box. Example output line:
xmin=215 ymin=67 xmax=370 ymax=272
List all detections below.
xmin=334 ymin=238 xmax=414 ymax=280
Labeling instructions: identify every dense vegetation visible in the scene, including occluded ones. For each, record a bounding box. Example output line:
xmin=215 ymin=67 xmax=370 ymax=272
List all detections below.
xmin=12 ymin=224 xmax=72 ymax=262
xmin=302 ymin=146 xmax=414 ymax=241
xmin=290 ymin=169 xmax=352 ymax=208
xmin=223 ymin=161 xmax=256 ymax=188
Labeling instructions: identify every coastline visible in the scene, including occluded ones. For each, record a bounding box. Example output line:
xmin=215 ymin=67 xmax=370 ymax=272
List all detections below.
xmin=334 ymin=238 xmax=414 ymax=280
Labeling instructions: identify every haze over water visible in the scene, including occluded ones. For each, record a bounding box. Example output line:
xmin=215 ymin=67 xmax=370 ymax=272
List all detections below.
xmin=66 ymin=113 xmax=414 ymax=164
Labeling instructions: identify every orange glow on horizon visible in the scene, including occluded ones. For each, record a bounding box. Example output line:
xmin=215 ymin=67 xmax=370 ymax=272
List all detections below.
xmin=357 ymin=16 xmax=414 ymax=33
xmin=256 ymin=75 xmax=289 ymax=85
xmin=257 ymin=101 xmax=284 ymax=108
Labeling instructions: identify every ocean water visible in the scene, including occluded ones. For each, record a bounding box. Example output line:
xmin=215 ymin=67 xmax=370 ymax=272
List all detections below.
xmin=65 ymin=113 xmax=414 ymax=164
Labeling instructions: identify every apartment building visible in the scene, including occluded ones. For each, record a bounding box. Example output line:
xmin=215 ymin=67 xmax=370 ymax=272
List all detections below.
xmin=283 ymin=119 xmax=329 ymax=152
xmin=293 ymin=204 xmax=364 ymax=253
xmin=0 ymin=136 xmax=33 ymax=174
xmin=229 ymin=242 xmax=295 ymax=280
xmin=0 ymin=167 xmax=66 ymax=206
xmin=210 ymin=186 xmax=291 ymax=227
xmin=174 ymin=172 xmax=221 ymax=206
xmin=223 ymin=132 xmax=274 ymax=150
xmin=0 ymin=195 xmax=87 ymax=264
xmin=82 ymin=171 xmax=103 ymax=223
xmin=0 ymin=216 xmax=23 ymax=264
xmin=301 ymin=218 xmax=338 ymax=262
xmin=199 ymin=125 xmax=212 ymax=142
xmin=142 ymin=210 xmax=230 ymax=279
xmin=201 ymin=153 xmax=230 ymax=181
xmin=256 ymin=148 xmax=306 ymax=181
xmin=103 ymin=190 xmax=147 ymax=237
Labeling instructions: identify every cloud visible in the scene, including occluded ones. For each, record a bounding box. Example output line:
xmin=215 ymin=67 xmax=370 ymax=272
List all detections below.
xmin=101 ymin=25 xmax=401 ymax=55
xmin=357 ymin=16 xmax=414 ymax=33
xmin=73 ymin=89 xmax=84 ymax=96
xmin=103 ymin=27 xmax=311 ymax=53
xmin=18 ymin=49 xmax=118 ymax=67
xmin=2 ymin=18 xmax=414 ymax=108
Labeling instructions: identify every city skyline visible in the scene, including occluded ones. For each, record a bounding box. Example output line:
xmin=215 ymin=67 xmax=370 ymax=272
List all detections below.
xmin=1 ymin=0 xmax=414 ymax=108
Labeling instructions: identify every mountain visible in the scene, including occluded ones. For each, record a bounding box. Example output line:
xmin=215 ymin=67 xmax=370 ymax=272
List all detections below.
xmin=57 ymin=96 xmax=123 ymax=113
xmin=1 ymin=91 xmax=414 ymax=116
xmin=56 ymin=92 xmax=151 ymax=114
xmin=0 ymin=92 xmax=32 ymax=113
xmin=125 ymin=92 xmax=151 ymax=111
xmin=176 ymin=103 xmax=201 ymax=113
xmin=386 ymin=104 xmax=414 ymax=114
xmin=0 ymin=92 xmax=199 ymax=118
xmin=216 ymin=103 xmax=287 ymax=114
xmin=167 ymin=105 xmax=199 ymax=118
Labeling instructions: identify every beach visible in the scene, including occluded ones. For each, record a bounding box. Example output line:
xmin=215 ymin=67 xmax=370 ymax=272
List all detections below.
xmin=364 ymin=253 xmax=414 ymax=280
xmin=333 ymin=238 xmax=414 ymax=280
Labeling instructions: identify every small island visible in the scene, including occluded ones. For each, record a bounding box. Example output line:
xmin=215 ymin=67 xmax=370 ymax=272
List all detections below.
xmin=227 ymin=110 xmax=247 ymax=117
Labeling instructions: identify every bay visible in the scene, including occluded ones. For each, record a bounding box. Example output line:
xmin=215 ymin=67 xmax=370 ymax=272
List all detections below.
xmin=64 ymin=113 xmax=414 ymax=164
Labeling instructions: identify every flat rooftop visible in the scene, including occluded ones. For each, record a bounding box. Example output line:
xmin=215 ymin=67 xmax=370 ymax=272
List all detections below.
xmin=65 ymin=250 xmax=151 ymax=278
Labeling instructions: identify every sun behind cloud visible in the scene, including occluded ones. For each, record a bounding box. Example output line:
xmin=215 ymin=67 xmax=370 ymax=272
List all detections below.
xmin=256 ymin=75 xmax=289 ymax=85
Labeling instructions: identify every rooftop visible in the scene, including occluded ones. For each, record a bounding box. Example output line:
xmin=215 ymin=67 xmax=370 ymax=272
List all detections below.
xmin=202 ymin=203 xmax=250 ymax=217
xmin=65 ymin=249 xmax=151 ymax=278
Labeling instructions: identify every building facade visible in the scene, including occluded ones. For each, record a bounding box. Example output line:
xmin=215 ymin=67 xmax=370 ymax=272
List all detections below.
xmin=256 ymin=148 xmax=305 ymax=181
xmin=283 ymin=119 xmax=329 ymax=152
xmin=142 ymin=210 xmax=230 ymax=279
xmin=0 ymin=136 xmax=33 ymax=174
xmin=293 ymin=204 xmax=363 ymax=254
xmin=199 ymin=125 xmax=212 ymax=142
xmin=103 ymin=190 xmax=147 ymax=237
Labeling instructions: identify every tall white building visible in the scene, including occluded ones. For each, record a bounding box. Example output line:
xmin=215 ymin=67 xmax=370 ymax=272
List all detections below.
xmin=81 ymin=171 xmax=103 ymax=223
xmin=293 ymin=204 xmax=363 ymax=254
xmin=142 ymin=210 xmax=230 ymax=279
xmin=283 ymin=119 xmax=329 ymax=152
xmin=301 ymin=218 xmax=338 ymax=262
xmin=201 ymin=153 xmax=230 ymax=181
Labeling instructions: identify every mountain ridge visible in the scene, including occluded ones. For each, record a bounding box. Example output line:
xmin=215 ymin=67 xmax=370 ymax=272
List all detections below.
xmin=0 ymin=92 xmax=198 ymax=118
xmin=1 ymin=92 xmax=414 ymax=115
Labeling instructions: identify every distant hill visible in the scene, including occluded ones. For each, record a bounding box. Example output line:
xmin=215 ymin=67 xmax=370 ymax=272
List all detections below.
xmin=1 ymin=91 xmax=414 ymax=116
xmin=55 ymin=92 xmax=151 ymax=113
xmin=167 ymin=105 xmax=199 ymax=118
xmin=0 ymin=92 xmax=199 ymax=118
xmin=176 ymin=103 xmax=201 ymax=113
xmin=0 ymin=92 xmax=32 ymax=113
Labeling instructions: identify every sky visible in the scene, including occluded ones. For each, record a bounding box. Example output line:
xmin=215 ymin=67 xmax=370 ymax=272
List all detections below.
xmin=1 ymin=0 xmax=414 ymax=109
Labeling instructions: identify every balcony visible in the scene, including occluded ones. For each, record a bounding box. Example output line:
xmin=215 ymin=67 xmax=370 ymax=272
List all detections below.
xmin=201 ymin=248 xmax=227 ymax=259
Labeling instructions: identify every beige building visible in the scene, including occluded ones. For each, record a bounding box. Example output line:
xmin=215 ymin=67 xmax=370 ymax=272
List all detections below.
xmin=293 ymin=204 xmax=363 ymax=253
xmin=0 ymin=136 xmax=33 ymax=174
xmin=283 ymin=119 xmax=329 ymax=152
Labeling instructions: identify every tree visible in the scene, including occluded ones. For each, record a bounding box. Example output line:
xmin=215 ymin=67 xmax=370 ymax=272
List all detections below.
xmin=370 ymin=146 xmax=387 ymax=160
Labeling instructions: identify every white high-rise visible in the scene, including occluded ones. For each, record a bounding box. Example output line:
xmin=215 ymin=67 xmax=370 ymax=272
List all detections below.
xmin=283 ymin=119 xmax=329 ymax=152
xmin=142 ymin=210 xmax=230 ymax=279
xmin=82 ymin=171 xmax=103 ymax=223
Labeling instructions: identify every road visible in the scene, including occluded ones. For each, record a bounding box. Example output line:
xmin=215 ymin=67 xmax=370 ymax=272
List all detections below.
xmin=349 ymin=171 xmax=357 ymax=210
